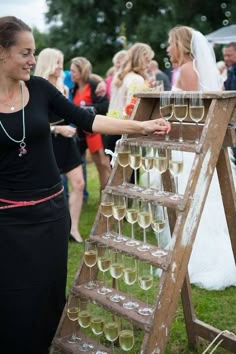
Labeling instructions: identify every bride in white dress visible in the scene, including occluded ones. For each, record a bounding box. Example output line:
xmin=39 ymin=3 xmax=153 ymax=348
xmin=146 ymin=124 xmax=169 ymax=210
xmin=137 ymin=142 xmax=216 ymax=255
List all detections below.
xmin=152 ymin=26 xmax=236 ymax=290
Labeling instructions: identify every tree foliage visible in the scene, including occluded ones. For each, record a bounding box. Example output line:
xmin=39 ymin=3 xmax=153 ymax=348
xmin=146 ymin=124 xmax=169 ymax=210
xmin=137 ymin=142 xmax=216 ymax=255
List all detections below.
xmin=41 ymin=0 xmax=236 ymax=74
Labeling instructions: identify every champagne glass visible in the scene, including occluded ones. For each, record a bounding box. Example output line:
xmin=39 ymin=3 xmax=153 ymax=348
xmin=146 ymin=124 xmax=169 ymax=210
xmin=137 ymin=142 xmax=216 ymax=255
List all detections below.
xmin=78 ymin=297 xmax=94 ymax=352
xmin=137 ymin=199 xmax=152 ymax=252
xmin=123 ymin=255 xmax=139 ymax=310
xmin=159 ymin=92 xmax=173 ymax=141
xmin=84 ymin=239 xmax=98 ymax=290
xmin=104 ymin=321 xmax=120 ymax=354
xmin=169 ymin=149 xmax=183 ymax=199
xmin=90 ymin=315 xmax=106 ymax=354
xmin=117 ymin=140 xmax=131 ymax=188
xmin=109 ymin=249 xmax=125 ymax=303
xmin=189 ymin=91 xmax=205 ymax=144
xmin=97 ymin=243 xmax=112 ymax=295
xmin=141 ymin=145 xmax=154 ymax=194
xmin=119 ymin=320 xmax=135 ymax=352
xmin=125 ymin=196 xmax=140 ymax=246
xmin=151 ymin=203 xmax=167 ymax=257
xmin=138 ymin=261 xmax=154 ymax=316
xmin=66 ymin=298 xmax=80 ymax=344
xmin=173 ymin=92 xmax=188 ymax=143
xmin=129 ymin=143 xmax=142 ymax=191
xmin=100 ymin=190 xmax=114 ymax=239
xmin=153 ymin=147 xmax=168 ymax=194
xmin=112 ymin=193 xmax=127 ymax=242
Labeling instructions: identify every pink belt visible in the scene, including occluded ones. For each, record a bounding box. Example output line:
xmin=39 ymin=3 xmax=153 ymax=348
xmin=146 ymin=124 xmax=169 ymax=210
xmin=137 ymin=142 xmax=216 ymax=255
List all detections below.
xmin=0 ymin=187 xmax=64 ymax=210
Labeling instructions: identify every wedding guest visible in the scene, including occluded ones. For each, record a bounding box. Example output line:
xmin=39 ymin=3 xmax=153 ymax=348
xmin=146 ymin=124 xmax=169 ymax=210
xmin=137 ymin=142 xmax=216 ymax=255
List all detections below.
xmin=147 ymin=59 xmax=172 ymax=90
xmin=34 ymin=48 xmax=84 ymax=242
xmin=105 ymin=49 xmax=128 ymax=99
xmin=0 ymin=16 xmax=170 ymax=354
xmin=70 ymin=56 xmax=111 ymax=192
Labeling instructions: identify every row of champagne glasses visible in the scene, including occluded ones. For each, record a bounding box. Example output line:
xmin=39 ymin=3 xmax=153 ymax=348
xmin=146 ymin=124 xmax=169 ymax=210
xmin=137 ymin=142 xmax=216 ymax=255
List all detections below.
xmin=83 ymin=240 xmax=156 ymax=316
xmin=116 ymin=140 xmax=184 ymax=195
xmin=100 ymin=192 xmax=168 ymax=253
xmin=67 ymin=296 xmax=135 ymax=353
xmin=160 ymin=91 xmax=205 ymax=143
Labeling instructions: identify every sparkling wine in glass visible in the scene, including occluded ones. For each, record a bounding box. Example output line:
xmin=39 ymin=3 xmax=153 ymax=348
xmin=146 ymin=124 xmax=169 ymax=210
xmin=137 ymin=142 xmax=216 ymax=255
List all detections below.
xmin=173 ymin=92 xmax=188 ymax=143
xmin=129 ymin=143 xmax=142 ymax=191
xmin=100 ymin=190 xmax=114 ymax=239
xmin=66 ymin=300 xmax=80 ymax=344
xmin=159 ymin=92 xmax=173 ymax=141
xmin=104 ymin=321 xmax=120 ymax=354
xmin=151 ymin=203 xmax=167 ymax=257
xmin=112 ymin=193 xmax=127 ymax=242
xmin=117 ymin=140 xmax=131 ymax=188
xmin=141 ymin=145 xmax=154 ymax=194
xmin=137 ymin=199 xmax=152 ymax=252
xmin=78 ymin=297 xmax=94 ymax=352
xmin=119 ymin=321 xmax=135 ymax=352
xmin=97 ymin=243 xmax=112 ymax=295
xmin=84 ymin=239 xmax=98 ymax=290
xmin=109 ymin=249 xmax=125 ymax=303
xmin=123 ymin=255 xmax=139 ymax=310
xmin=138 ymin=261 xmax=154 ymax=316
xmin=90 ymin=315 xmax=106 ymax=354
xmin=153 ymin=147 xmax=168 ymax=194
xmin=189 ymin=91 xmax=205 ymax=144
xmin=169 ymin=149 xmax=184 ymax=199
xmin=125 ymin=196 xmax=140 ymax=246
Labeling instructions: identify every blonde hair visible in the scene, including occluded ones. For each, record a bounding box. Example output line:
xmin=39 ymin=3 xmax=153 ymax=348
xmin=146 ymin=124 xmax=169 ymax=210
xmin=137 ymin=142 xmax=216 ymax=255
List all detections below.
xmin=71 ymin=57 xmax=92 ymax=83
xmin=112 ymin=50 xmax=128 ymax=66
xmin=114 ymin=42 xmax=154 ymax=88
xmin=168 ymin=26 xmax=193 ymax=66
xmin=34 ymin=48 xmax=65 ymax=93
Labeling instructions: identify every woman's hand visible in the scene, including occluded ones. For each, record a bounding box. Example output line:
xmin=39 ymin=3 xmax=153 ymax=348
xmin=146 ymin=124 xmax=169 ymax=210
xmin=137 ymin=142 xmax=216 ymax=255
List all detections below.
xmin=141 ymin=118 xmax=171 ymax=136
xmin=51 ymin=125 xmax=77 ymax=138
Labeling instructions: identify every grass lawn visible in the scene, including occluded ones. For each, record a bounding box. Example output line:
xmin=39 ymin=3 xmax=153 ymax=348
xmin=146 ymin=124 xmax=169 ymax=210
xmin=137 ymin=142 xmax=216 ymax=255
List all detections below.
xmin=67 ymin=162 xmax=236 ymax=354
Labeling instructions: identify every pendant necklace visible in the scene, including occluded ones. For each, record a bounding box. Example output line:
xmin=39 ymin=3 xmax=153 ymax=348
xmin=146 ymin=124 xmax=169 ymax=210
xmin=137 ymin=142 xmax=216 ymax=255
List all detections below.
xmin=0 ymin=81 xmax=27 ymax=157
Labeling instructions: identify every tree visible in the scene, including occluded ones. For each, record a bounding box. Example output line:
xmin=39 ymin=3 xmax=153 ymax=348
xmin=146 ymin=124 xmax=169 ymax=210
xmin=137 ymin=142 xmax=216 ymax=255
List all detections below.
xmin=43 ymin=0 xmax=236 ymax=74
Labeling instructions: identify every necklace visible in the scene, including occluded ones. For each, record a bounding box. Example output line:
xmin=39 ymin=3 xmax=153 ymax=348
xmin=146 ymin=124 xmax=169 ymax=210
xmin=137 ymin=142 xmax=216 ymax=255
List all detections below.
xmin=0 ymin=81 xmax=27 ymax=157
xmin=0 ymin=86 xmax=20 ymax=111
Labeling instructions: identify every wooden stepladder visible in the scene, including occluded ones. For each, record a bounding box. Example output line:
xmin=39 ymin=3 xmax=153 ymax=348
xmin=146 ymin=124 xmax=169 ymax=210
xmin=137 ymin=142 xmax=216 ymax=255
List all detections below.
xmin=53 ymin=91 xmax=236 ymax=354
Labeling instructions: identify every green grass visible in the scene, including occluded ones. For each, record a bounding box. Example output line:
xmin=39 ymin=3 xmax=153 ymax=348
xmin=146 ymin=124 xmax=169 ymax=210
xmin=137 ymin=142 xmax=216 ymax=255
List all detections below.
xmin=67 ymin=162 xmax=235 ymax=354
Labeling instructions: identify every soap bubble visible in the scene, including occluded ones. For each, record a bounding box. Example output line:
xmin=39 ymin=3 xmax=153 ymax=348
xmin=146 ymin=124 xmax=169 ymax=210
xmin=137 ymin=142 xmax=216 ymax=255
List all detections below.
xmin=126 ymin=2 xmax=133 ymax=9
xmin=201 ymin=16 xmax=207 ymax=22
xmin=222 ymin=19 xmax=229 ymax=25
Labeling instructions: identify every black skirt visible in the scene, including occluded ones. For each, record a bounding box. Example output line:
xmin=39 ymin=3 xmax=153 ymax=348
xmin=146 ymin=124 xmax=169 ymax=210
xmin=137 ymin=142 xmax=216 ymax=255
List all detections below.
xmin=0 ymin=185 xmax=71 ymax=354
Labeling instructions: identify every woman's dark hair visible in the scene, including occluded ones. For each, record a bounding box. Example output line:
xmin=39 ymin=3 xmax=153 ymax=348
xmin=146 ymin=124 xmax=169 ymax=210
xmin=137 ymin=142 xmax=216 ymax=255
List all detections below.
xmin=0 ymin=16 xmax=31 ymax=49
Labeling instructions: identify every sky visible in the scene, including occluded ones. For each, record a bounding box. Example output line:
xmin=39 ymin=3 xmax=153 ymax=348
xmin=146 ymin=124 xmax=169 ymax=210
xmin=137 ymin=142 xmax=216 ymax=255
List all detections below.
xmin=1 ymin=0 xmax=48 ymax=32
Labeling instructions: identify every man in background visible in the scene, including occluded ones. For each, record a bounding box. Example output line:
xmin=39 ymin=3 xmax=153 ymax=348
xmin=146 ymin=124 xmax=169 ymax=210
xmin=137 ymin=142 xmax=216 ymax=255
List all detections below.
xmin=147 ymin=59 xmax=171 ymax=91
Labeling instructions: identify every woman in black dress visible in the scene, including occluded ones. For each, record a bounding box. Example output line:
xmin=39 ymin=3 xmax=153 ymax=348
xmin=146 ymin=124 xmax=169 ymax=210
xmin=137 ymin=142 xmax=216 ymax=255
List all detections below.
xmin=0 ymin=16 xmax=170 ymax=354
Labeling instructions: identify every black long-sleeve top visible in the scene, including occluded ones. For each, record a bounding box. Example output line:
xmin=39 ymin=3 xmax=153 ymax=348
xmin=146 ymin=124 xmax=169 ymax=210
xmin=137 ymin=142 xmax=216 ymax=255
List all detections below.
xmin=0 ymin=76 xmax=95 ymax=194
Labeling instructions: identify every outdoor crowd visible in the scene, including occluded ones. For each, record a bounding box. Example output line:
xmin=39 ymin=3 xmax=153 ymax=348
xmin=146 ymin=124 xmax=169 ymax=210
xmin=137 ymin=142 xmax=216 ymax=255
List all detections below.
xmin=0 ymin=15 xmax=236 ymax=354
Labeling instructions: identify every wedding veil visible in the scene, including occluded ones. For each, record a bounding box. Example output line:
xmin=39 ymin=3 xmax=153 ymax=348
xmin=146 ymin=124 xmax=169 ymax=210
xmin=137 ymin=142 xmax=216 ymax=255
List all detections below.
xmin=191 ymin=30 xmax=223 ymax=91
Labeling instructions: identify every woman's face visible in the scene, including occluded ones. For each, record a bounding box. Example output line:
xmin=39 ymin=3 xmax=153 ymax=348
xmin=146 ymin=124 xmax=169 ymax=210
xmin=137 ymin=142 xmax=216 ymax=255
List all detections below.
xmin=1 ymin=31 xmax=36 ymax=81
xmin=70 ymin=63 xmax=81 ymax=83
xmin=167 ymin=36 xmax=179 ymax=65
xmin=53 ymin=56 xmax=63 ymax=78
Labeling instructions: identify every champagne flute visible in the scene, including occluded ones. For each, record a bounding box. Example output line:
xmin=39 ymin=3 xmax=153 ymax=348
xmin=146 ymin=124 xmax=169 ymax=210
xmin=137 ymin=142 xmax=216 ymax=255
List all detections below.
xmin=141 ymin=145 xmax=154 ymax=194
xmin=97 ymin=243 xmax=112 ymax=295
xmin=78 ymin=297 xmax=94 ymax=352
xmin=173 ymin=92 xmax=188 ymax=142
xmin=151 ymin=203 xmax=167 ymax=257
xmin=90 ymin=315 xmax=106 ymax=354
xmin=109 ymin=249 xmax=125 ymax=303
xmin=125 ymin=196 xmax=140 ymax=246
xmin=138 ymin=261 xmax=154 ymax=316
xmin=84 ymin=239 xmax=98 ymax=290
xmin=159 ymin=92 xmax=173 ymax=141
xmin=123 ymin=255 xmax=139 ymax=310
xmin=66 ymin=299 xmax=80 ymax=344
xmin=112 ymin=193 xmax=127 ymax=242
xmin=100 ymin=190 xmax=114 ymax=239
xmin=129 ymin=143 xmax=142 ymax=191
xmin=104 ymin=321 xmax=120 ymax=354
xmin=169 ymin=149 xmax=184 ymax=199
xmin=119 ymin=320 xmax=135 ymax=352
xmin=137 ymin=199 xmax=152 ymax=252
xmin=153 ymin=147 xmax=168 ymax=194
xmin=189 ymin=91 xmax=205 ymax=144
xmin=117 ymin=140 xmax=131 ymax=188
